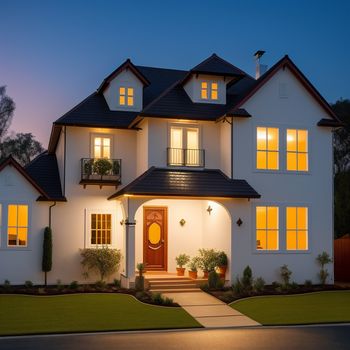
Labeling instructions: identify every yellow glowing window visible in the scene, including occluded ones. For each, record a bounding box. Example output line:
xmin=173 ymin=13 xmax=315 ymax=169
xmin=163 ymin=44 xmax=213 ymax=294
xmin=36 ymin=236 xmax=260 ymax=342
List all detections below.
xmin=91 ymin=213 xmax=112 ymax=245
xmin=119 ymin=87 xmax=134 ymax=106
xmin=286 ymin=207 xmax=308 ymax=250
xmin=201 ymin=82 xmax=208 ymax=99
xmin=286 ymin=129 xmax=308 ymax=171
xmin=93 ymin=136 xmax=111 ymax=159
xmin=211 ymin=82 xmax=218 ymax=100
xmin=256 ymin=127 xmax=279 ymax=170
xmin=8 ymin=204 xmax=28 ymax=247
xmin=256 ymin=206 xmax=279 ymax=250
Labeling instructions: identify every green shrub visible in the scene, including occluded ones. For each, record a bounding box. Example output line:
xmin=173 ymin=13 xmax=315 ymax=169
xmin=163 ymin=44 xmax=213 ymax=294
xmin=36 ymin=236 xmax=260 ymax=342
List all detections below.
xmin=135 ymin=276 xmax=145 ymax=291
xmin=280 ymin=264 xmax=292 ymax=286
xmin=24 ymin=280 xmax=33 ymax=289
xmin=208 ymin=270 xmax=221 ymax=289
xmin=42 ymin=226 xmax=52 ymax=286
xmin=232 ymin=277 xmax=244 ymax=296
xmin=3 ymin=280 xmax=10 ymax=290
xmin=113 ymin=279 xmax=121 ymax=288
xmin=253 ymin=277 xmax=265 ymax=292
xmin=151 ymin=292 xmax=163 ymax=304
xmin=93 ymin=158 xmax=112 ymax=175
xmin=217 ymin=251 xmax=228 ymax=266
xmin=290 ymin=281 xmax=299 ymax=290
xmin=80 ymin=247 xmax=122 ymax=281
xmin=242 ymin=266 xmax=253 ymax=291
xmin=95 ymin=280 xmax=107 ymax=289
xmin=200 ymin=283 xmax=210 ymax=292
xmin=175 ymin=254 xmax=190 ymax=268
xmin=316 ymin=251 xmax=332 ymax=285
xmin=69 ymin=281 xmax=79 ymax=290
xmin=304 ymin=279 xmax=313 ymax=288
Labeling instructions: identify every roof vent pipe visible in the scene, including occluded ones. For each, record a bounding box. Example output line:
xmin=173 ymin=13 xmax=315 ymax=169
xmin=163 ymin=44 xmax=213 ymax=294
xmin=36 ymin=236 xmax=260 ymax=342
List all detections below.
xmin=254 ymin=50 xmax=267 ymax=79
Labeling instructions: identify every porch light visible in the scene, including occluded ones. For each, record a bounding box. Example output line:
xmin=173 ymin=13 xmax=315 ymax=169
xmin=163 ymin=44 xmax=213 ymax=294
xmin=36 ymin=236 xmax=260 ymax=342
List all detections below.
xmin=207 ymin=205 xmax=213 ymax=215
xmin=236 ymin=218 xmax=243 ymax=226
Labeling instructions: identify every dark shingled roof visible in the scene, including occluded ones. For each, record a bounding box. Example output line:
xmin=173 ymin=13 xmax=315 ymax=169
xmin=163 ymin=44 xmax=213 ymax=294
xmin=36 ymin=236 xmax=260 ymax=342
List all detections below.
xmin=108 ymin=167 xmax=260 ymax=199
xmin=54 ymin=92 xmax=138 ymax=128
xmin=190 ymin=53 xmax=246 ymax=77
xmin=25 ymin=152 xmax=65 ymax=201
xmin=317 ymin=118 xmax=344 ymax=127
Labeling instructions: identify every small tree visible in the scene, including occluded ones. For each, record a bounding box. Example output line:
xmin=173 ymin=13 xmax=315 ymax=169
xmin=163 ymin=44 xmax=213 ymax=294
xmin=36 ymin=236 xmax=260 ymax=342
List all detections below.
xmin=316 ymin=251 xmax=332 ymax=285
xmin=242 ymin=266 xmax=253 ymax=291
xmin=42 ymin=227 xmax=52 ymax=286
xmin=80 ymin=248 xmax=121 ymax=281
xmin=280 ymin=264 xmax=292 ymax=286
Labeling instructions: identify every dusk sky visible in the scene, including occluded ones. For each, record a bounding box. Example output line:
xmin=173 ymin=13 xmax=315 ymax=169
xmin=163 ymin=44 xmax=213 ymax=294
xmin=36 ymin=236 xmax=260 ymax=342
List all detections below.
xmin=1 ymin=0 xmax=349 ymax=147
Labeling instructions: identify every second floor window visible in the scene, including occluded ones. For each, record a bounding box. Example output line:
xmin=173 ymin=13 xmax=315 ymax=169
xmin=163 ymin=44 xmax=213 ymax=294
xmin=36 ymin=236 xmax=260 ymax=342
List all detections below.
xmin=256 ymin=127 xmax=279 ymax=170
xmin=169 ymin=126 xmax=200 ymax=166
xmin=94 ymin=136 xmax=111 ymax=159
xmin=201 ymin=81 xmax=218 ymax=100
xmin=286 ymin=129 xmax=308 ymax=171
xmin=119 ymin=87 xmax=134 ymax=106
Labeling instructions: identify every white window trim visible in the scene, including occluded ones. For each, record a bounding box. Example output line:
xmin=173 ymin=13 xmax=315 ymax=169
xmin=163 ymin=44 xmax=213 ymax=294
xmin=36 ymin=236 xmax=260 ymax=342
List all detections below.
xmin=90 ymin=133 xmax=113 ymax=159
xmin=252 ymin=202 xmax=311 ymax=255
xmin=200 ymin=81 xmax=218 ymax=101
xmin=84 ymin=208 xmax=117 ymax=248
xmin=252 ymin=123 xmax=311 ymax=175
xmin=0 ymin=202 xmax=31 ymax=250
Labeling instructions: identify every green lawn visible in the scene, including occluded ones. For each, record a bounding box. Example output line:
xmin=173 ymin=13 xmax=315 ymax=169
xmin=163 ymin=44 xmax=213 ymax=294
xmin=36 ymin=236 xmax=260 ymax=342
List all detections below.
xmin=0 ymin=294 xmax=201 ymax=335
xmin=231 ymin=291 xmax=350 ymax=325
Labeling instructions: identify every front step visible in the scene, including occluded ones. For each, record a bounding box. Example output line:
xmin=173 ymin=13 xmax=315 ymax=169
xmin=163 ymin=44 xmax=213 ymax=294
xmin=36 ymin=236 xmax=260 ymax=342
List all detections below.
xmin=146 ymin=276 xmax=205 ymax=293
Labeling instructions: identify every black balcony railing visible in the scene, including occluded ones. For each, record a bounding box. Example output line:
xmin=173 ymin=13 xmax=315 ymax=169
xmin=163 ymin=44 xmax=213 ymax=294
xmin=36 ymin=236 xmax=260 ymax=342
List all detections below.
xmin=167 ymin=148 xmax=205 ymax=167
xmin=80 ymin=158 xmax=121 ymax=186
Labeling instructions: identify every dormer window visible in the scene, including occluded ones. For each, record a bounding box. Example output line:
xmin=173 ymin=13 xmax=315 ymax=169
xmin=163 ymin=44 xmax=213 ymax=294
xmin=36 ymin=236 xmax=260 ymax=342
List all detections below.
xmin=119 ymin=87 xmax=134 ymax=106
xmin=200 ymin=81 xmax=218 ymax=100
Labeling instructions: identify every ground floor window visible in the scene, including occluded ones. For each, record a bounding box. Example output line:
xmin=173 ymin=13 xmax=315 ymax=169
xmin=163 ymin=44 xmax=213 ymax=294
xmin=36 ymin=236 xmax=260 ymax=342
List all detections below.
xmin=90 ymin=213 xmax=112 ymax=246
xmin=256 ymin=206 xmax=279 ymax=250
xmin=7 ymin=204 xmax=28 ymax=247
xmin=286 ymin=207 xmax=308 ymax=250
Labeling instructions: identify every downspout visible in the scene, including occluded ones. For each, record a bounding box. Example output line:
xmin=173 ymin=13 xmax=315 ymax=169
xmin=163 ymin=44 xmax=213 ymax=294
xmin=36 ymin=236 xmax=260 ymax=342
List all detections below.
xmin=49 ymin=202 xmax=56 ymax=229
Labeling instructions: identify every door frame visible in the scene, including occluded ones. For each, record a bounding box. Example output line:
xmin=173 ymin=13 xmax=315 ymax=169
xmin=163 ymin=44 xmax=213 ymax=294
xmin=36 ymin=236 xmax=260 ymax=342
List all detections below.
xmin=143 ymin=206 xmax=168 ymax=271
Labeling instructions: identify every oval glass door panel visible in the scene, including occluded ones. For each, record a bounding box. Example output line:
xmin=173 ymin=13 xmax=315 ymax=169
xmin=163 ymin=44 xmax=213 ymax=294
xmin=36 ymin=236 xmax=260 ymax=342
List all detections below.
xmin=148 ymin=222 xmax=161 ymax=244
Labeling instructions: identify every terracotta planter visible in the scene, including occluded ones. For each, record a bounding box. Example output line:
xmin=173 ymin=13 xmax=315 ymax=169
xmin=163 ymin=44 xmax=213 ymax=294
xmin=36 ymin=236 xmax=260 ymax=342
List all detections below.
xmin=203 ymin=271 xmax=209 ymax=279
xmin=217 ymin=266 xmax=227 ymax=278
xmin=188 ymin=270 xmax=198 ymax=279
xmin=176 ymin=267 xmax=185 ymax=276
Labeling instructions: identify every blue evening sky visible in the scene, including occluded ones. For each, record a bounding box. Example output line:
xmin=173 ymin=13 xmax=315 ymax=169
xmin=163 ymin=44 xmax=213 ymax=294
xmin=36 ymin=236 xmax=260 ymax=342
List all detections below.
xmin=1 ymin=0 xmax=349 ymax=146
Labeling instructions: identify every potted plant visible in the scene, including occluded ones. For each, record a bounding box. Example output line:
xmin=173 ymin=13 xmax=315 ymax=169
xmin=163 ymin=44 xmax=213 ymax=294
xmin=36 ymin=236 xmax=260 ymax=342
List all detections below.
xmin=216 ymin=251 xmax=228 ymax=278
xmin=198 ymin=248 xmax=219 ymax=278
xmin=93 ymin=158 xmax=112 ymax=178
xmin=175 ymin=254 xmax=190 ymax=276
xmin=187 ymin=257 xmax=200 ymax=279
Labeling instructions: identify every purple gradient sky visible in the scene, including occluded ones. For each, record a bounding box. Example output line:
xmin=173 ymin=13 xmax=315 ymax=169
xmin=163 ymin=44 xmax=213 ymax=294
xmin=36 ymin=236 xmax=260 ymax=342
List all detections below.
xmin=1 ymin=0 xmax=349 ymax=147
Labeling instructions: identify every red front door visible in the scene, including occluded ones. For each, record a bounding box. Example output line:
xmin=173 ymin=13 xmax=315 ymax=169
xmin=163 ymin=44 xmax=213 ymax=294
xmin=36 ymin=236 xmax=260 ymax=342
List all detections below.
xmin=143 ymin=207 xmax=168 ymax=271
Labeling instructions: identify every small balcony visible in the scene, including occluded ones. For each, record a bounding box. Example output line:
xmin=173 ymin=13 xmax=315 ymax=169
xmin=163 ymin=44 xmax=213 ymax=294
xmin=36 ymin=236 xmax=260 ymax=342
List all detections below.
xmin=80 ymin=158 xmax=121 ymax=188
xmin=167 ymin=148 xmax=205 ymax=167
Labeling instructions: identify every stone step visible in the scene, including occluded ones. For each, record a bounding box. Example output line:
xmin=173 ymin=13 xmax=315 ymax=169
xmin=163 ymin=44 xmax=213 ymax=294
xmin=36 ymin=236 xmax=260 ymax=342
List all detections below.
xmin=148 ymin=283 xmax=198 ymax=290
xmin=145 ymin=277 xmax=191 ymax=282
xmin=149 ymin=288 xmax=201 ymax=293
xmin=148 ymin=280 xmax=196 ymax=286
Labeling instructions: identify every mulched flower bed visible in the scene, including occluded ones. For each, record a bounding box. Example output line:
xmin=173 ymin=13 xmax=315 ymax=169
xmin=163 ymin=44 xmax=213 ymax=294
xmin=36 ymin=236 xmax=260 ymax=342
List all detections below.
xmin=0 ymin=284 xmax=179 ymax=307
xmin=208 ymin=284 xmax=350 ymax=304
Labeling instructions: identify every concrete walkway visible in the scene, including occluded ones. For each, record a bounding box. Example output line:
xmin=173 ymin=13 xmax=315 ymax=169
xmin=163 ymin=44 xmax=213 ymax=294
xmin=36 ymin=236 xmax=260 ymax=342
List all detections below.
xmin=163 ymin=291 xmax=261 ymax=328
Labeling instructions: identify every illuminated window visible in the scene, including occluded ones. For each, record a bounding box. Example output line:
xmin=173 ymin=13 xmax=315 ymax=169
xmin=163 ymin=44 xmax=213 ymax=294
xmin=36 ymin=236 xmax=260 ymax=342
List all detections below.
xmin=200 ymin=81 xmax=218 ymax=100
xmin=256 ymin=206 xmax=279 ymax=250
xmin=8 ymin=204 xmax=28 ymax=247
xmin=169 ymin=126 xmax=200 ymax=166
xmin=286 ymin=207 xmax=308 ymax=250
xmin=256 ymin=127 xmax=279 ymax=170
xmin=286 ymin=129 xmax=308 ymax=171
xmin=91 ymin=213 xmax=112 ymax=246
xmin=119 ymin=87 xmax=134 ymax=106
xmin=201 ymin=82 xmax=208 ymax=99
xmin=93 ymin=136 xmax=111 ymax=159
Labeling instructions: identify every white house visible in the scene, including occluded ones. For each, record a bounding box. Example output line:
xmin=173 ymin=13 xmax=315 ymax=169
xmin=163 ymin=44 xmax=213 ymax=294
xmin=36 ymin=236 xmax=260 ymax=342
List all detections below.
xmin=0 ymin=53 xmax=342 ymax=287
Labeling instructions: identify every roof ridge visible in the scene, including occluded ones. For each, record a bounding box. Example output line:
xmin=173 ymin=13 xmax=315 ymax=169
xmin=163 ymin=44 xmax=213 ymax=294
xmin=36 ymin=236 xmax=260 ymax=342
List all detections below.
xmin=136 ymin=65 xmax=188 ymax=73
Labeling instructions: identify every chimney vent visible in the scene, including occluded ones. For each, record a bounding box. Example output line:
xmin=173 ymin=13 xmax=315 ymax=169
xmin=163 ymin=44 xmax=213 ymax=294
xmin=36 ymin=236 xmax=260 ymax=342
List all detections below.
xmin=254 ymin=50 xmax=267 ymax=79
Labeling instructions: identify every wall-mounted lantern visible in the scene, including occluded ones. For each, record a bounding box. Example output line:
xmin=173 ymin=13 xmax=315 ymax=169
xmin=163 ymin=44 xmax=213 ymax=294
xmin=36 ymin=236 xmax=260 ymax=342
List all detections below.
xmin=236 ymin=218 xmax=243 ymax=226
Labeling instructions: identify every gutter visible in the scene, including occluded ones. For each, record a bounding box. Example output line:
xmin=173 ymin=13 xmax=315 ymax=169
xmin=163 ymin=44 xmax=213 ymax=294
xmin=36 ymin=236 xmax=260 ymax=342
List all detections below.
xmin=49 ymin=202 xmax=57 ymax=229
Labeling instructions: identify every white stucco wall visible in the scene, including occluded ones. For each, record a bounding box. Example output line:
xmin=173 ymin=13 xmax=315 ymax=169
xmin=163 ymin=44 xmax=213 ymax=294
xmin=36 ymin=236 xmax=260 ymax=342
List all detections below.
xmin=136 ymin=119 xmax=149 ymax=176
xmin=229 ymin=67 xmax=334 ymax=283
xmin=220 ymin=121 xmax=231 ymax=177
xmin=0 ymin=166 xmax=49 ymax=285
xmin=103 ymin=69 xmax=143 ymax=112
